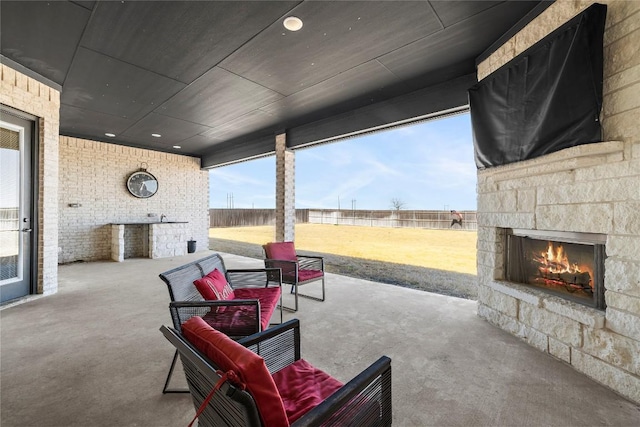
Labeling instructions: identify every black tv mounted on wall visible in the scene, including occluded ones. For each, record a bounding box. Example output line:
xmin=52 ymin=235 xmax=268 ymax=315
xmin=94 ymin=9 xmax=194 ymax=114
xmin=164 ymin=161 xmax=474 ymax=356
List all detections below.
xmin=468 ymin=3 xmax=607 ymax=169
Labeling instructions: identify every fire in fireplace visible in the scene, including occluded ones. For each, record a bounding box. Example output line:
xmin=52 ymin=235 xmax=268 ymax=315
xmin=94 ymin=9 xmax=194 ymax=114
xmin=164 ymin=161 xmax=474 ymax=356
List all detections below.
xmin=505 ymin=229 xmax=606 ymax=309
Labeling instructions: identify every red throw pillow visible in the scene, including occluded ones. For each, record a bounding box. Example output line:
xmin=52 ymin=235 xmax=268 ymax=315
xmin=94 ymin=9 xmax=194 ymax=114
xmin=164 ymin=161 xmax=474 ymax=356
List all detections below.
xmin=182 ymin=317 xmax=288 ymax=427
xmin=265 ymin=242 xmax=297 ymax=261
xmin=193 ymin=269 xmax=235 ymax=300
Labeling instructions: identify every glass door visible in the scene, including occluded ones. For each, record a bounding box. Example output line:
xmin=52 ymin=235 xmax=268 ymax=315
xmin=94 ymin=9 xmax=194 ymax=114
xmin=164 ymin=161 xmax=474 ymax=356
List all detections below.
xmin=0 ymin=111 xmax=33 ymax=303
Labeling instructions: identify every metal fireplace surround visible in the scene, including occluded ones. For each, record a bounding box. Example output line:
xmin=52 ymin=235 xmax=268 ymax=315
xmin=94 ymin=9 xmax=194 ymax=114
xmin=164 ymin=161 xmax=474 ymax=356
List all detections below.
xmin=505 ymin=229 xmax=606 ymax=310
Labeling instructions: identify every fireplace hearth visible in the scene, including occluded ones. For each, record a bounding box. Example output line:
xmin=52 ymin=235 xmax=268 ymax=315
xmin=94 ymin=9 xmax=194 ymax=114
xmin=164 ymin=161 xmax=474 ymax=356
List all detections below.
xmin=505 ymin=229 xmax=606 ymax=310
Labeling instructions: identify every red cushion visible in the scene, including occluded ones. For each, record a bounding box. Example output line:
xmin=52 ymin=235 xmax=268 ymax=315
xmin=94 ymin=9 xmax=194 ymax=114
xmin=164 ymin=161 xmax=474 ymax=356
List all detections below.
xmin=181 ymin=317 xmax=288 ymax=427
xmin=283 ymin=269 xmax=323 ymax=284
xmin=193 ymin=269 xmax=235 ymax=300
xmin=234 ymin=287 xmax=281 ymax=331
xmin=272 ymin=359 xmax=344 ymax=424
xmin=297 ymin=269 xmax=323 ymax=282
xmin=265 ymin=242 xmax=297 ymax=261
xmin=201 ymin=305 xmax=260 ymax=337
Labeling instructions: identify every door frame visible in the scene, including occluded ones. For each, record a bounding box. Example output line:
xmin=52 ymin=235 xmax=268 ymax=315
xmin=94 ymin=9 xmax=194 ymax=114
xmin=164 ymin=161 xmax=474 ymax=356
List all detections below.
xmin=1 ymin=105 xmax=39 ymax=298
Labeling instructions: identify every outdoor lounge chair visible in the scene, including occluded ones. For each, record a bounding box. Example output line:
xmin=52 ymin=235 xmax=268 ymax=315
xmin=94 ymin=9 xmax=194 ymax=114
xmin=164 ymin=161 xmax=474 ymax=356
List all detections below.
xmin=159 ymin=253 xmax=283 ymax=393
xmin=263 ymin=241 xmax=325 ymax=312
xmin=160 ymin=317 xmax=392 ymax=426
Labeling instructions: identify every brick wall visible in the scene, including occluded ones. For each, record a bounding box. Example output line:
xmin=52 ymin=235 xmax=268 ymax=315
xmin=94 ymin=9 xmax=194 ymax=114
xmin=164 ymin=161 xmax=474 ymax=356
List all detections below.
xmin=1 ymin=64 xmax=60 ymax=295
xmin=58 ymin=136 xmax=209 ymax=263
xmin=476 ymin=0 xmax=640 ymax=404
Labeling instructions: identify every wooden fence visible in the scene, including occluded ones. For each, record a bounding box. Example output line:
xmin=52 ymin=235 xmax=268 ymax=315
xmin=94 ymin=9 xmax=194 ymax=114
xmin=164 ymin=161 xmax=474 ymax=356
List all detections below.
xmin=209 ymin=209 xmax=309 ymax=227
xmin=210 ymin=208 xmax=476 ymax=230
xmin=307 ymin=209 xmax=476 ymax=230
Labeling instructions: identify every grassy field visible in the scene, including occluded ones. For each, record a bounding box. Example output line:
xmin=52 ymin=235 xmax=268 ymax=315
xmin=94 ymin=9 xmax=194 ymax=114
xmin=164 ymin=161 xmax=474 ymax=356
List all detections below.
xmin=210 ymin=224 xmax=477 ymax=275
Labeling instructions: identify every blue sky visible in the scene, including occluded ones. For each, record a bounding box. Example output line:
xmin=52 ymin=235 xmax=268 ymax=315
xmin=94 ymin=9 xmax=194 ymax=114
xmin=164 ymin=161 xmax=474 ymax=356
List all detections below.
xmin=209 ymin=112 xmax=477 ymax=210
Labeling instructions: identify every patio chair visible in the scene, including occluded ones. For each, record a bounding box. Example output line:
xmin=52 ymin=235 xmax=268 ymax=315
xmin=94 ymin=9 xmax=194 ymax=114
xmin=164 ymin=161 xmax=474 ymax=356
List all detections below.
xmin=159 ymin=253 xmax=283 ymax=393
xmin=160 ymin=317 xmax=392 ymax=427
xmin=263 ymin=241 xmax=325 ymax=312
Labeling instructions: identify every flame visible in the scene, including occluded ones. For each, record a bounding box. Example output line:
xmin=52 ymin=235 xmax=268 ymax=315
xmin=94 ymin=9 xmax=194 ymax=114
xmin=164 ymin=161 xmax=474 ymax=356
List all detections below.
xmin=532 ymin=241 xmax=594 ymax=291
xmin=533 ymin=242 xmax=581 ymax=275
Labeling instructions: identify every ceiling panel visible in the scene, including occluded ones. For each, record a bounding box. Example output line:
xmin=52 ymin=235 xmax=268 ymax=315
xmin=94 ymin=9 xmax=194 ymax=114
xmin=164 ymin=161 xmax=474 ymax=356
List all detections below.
xmin=120 ymin=113 xmax=212 ymax=145
xmin=0 ymin=1 xmax=90 ymax=85
xmin=220 ymin=1 xmax=441 ymax=96
xmin=429 ymin=1 xmax=502 ymax=27
xmin=60 ymin=104 xmax=134 ymax=140
xmin=158 ymin=67 xmax=283 ymax=127
xmin=259 ymin=60 xmax=409 ymax=124
xmin=80 ymin=1 xmax=299 ymax=83
xmin=178 ymin=134 xmax=225 ymax=156
xmin=379 ymin=2 xmax=538 ymax=85
xmin=201 ymin=110 xmax=276 ymax=141
xmin=61 ymin=47 xmax=187 ymax=121
xmin=70 ymin=1 xmax=95 ymax=11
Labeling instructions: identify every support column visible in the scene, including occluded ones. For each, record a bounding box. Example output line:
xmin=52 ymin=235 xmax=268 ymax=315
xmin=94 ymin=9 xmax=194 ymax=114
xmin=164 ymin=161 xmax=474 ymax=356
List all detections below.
xmin=275 ymin=133 xmax=295 ymax=242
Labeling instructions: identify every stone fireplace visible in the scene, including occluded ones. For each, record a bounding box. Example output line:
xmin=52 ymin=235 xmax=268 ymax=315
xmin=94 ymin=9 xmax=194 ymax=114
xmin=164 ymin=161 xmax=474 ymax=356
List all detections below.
xmin=475 ymin=1 xmax=640 ymax=405
xmin=477 ymin=139 xmax=640 ymax=405
xmin=505 ymin=229 xmax=606 ymax=310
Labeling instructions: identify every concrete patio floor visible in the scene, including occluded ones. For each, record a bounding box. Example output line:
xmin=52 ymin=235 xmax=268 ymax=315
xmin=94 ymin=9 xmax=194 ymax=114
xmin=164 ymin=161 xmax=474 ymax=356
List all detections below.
xmin=1 ymin=251 xmax=639 ymax=426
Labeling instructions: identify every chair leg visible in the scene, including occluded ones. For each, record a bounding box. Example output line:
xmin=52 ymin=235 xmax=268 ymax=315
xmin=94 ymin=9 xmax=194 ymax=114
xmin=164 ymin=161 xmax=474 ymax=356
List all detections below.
xmin=297 ymin=277 xmax=326 ymax=302
xmin=281 ymin=283 xmax=299 ymax=313
xmin=271 ymin=292 xmax=285 ymax=326
xmin=162 ymin=349 xmax=189 ymax=394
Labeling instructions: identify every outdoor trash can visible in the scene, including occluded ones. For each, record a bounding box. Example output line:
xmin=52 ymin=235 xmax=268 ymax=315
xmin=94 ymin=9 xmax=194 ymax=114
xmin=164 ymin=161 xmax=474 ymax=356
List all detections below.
xmin=187 ymin=240 xmax=196 ymax=253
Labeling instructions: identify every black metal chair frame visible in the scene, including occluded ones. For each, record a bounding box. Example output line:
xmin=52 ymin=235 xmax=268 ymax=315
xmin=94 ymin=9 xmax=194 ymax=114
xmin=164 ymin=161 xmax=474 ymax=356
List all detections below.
xmin=159 ymin=253 xmax=283 ymax=393
xmin=160 ymin=319 xmax=392 ymax=426
xmin=264 ymin=252 xmax=325 ymax=312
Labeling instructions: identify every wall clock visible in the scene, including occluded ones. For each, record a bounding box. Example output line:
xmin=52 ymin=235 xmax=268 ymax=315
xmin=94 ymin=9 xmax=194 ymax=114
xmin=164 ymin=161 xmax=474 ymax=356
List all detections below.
xmin=126 ymin=170 xmax=158 ymax=198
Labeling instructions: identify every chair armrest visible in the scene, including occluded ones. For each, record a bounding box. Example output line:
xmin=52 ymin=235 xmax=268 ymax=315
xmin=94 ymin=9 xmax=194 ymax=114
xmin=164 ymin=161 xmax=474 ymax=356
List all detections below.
xmin=169 ymin=300 xmax=261 ymax=337
xmin=238 ymin=319 xmax=301 ymax=374
xmin=227 ymin=268 xmax=283 ymax=289
xmin=264 ymin=259 xmax=298 ymax=277
xmin=293 ymin=356 xmax=392 ymax=427
xmin=297 ymin=255 xmax=324 ymax=271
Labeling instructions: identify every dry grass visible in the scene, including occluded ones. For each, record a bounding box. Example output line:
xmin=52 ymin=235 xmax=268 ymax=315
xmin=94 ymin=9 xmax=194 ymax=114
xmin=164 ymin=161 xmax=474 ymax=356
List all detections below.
xmin=209 ymin=224 xmax=477 ymax=275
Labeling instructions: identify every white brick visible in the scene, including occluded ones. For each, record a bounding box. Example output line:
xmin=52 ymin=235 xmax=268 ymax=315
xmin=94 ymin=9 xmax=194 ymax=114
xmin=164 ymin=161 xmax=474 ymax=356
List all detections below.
xmin=485 ymin=280 xmax=543 ymax=307
xmin=549 ymin=337 xmax=571 ymax=363
xmin=478 ymin=304 xmax=521 ymax=336
xmin=536 ymin=204 xmax=613 ymax=234
xmin=519 ymin=302 xmax=582 ymax=347
xmin=537 ymin=177 xmax=640 ymax=205
xmin=543 ymin=297 xmax=605 ymax=329
xmin=606 ymin=235 xmax=640 ymax=259
xmin=606 ymin=308 xmax=640 ymax=342
xmin=59 ymin=136 xmax=208 ymax=262
xmin=605 ymin=259 xmax=640 ymax=297
xmin=614 ymin=201 xmax=640 ymax=234
xmin=478 ymin=285 xmax=518 ymax=317
xmin=583 ymin=328 xmax=640 ymax=376
xmin=572 ymin=350 xmax=640 ymax=404
xmin=605 ymin=291 xmax=640 ymax=315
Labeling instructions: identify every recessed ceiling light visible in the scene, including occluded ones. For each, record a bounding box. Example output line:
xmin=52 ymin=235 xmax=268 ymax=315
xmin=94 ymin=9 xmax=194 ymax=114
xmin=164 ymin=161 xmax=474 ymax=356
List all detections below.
xmin=105 ymin=133 xmax=116 ymax=137
xmin=283 ymin=16 xmax=303 ymax=32
xmin=173 ymin=145 xmax=181 ymax=149
xmin=151 ymin=133 xmax=161 ymax=138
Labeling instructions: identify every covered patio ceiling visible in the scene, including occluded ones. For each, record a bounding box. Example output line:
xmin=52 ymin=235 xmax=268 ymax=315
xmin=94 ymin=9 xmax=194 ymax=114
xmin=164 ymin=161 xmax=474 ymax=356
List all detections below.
xmin=1 ymin=0 xmax=547 ymax=167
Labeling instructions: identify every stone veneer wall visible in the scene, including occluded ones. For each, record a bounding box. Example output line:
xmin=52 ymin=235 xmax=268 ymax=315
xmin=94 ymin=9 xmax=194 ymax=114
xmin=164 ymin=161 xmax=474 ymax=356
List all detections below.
xmin=275 ymin=133 xmax=295 ymax=242
xmin=58 ymin=136 xmax=209 ymax=263
xmin=476 ymin=0 xmax=640 ymax=404
xmin=1 ymin=64 xmax=60 ymax=295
